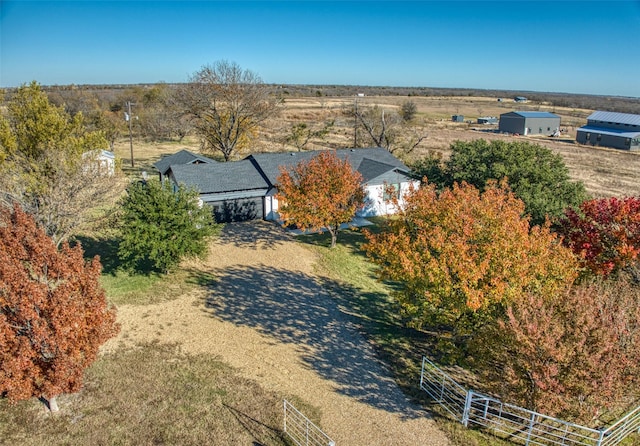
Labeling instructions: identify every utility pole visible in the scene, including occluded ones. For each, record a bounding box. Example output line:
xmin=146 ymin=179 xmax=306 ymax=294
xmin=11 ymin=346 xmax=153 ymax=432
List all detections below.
xmin=125 ymin=101 xmax=135 ymax=167
xmin=353 ymin=96 xmax=358 ymax=148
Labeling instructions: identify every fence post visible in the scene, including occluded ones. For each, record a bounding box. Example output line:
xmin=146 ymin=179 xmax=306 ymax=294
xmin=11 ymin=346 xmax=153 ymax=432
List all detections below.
xmin=525 ymin=411 xmax=537 ymax=446
xmin=283 ymin=400 xmax=287 ymax=434
xmin=596 ymin=428 xmax=605 ymax=446
xmin=462 ymin=390 xmax=473 ymax=426
xmin=420 ymin=356 xmax=426 ymax=390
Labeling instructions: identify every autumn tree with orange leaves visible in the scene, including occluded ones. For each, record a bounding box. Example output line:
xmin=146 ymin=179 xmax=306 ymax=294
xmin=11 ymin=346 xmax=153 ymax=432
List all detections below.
xmin=365 ymin=180 xmax=577 ymax=331
xmin=0 ymin=205 xmax=119 ymax=412
xmin=276 ymin=151 xmax=365 ymax=248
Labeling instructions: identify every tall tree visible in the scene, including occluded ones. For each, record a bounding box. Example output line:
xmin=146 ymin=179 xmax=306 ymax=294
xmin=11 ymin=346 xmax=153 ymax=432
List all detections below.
xmin=178 ymin=61 xmax=280 ymax=161
xmin=354 ymin=104 xmax=427 ymax=155
xmin=474 ymin=276 xmax=640 ymax=423
xmin=558 ymin=196 xmax=640 ymax=277
xmin=276 ymin=151 xmax=365 ymax=248
xmin=0 ymin=205 xmax=119 ymax=412
xmin=118 ymin=179 xmax=217 ymax=273
xmin=0 ymin=81 xmax=122 ymax=246
xmin=364 ymin=180 xmax=578 ymax=330
xmin=411 ymin=139 xmax=588 ymax=225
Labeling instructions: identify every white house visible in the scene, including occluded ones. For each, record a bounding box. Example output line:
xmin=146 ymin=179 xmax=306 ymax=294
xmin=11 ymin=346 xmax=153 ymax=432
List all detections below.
xmin=155 ymin=147 xmax=418 ymax=223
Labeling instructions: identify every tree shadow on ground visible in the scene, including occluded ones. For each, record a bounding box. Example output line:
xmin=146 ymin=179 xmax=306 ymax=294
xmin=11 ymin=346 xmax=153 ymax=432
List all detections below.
xmin=73 ymin=234 xmax=121 ymax=275
xmin=221 ymin=221 xmax=291 ymax=250
xmin=198 ymin=264 xmax=431 ymax=419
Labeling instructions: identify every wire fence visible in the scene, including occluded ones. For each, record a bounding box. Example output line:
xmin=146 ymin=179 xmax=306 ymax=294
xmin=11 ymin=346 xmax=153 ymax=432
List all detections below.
xmin=283 ymin=400 xmax=335 ymax=446
xmin=420 ymin=356 xmax=640 ymax=446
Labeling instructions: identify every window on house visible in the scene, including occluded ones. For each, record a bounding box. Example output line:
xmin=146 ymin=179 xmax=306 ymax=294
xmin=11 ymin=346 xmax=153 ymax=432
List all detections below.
xmin=547 ymin=127 xmax=551 ymax=131
xmin=383 ymin=184 xmax=400 ymax=201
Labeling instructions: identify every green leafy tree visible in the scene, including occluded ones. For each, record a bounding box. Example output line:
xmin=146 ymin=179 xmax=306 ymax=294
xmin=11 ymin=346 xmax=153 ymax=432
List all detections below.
xmin=276 ymin=151 xmax=365 ymax=248
xmin=411 ymin=139 xmax=588 ymax=225
xmin=407 ymin=151 xmax=447 ymax=187
xmin=0 ymin=205 xmax=119 ymax=412
xmin=364 ymin=180 xmax=577 ymax=332
xmin=0 ymin=81 xmax=121 ymax=246
xmin=118 ymin=179 xmax=217 ymax=273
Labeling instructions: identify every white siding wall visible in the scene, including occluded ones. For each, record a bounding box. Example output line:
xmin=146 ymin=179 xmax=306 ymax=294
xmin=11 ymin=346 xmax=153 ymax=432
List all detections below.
xmin=266 ymin=180 xmax=419 ymax=221
xmin=357 ymin=180 xmax=419 ymax=217
xmin=265 ymin=195 xmax=279 ymax=221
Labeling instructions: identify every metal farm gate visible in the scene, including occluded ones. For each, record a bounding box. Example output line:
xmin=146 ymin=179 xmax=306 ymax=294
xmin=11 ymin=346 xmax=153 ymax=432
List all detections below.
xmin=283 ymin=400 xmax=335 ymax=446
xmin=420 ymin=356 xmax=640 ymax=446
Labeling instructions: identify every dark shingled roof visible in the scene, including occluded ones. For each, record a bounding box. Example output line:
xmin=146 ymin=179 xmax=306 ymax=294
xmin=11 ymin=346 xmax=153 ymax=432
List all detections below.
xmin=162 ymin=147 xmax=410 ymax=197
xmin=356 ymin=158 xmax=400 ymax=182
xmin=154 ymin=149 xmax=216 ymax=176
xmin=169 ymin=160 xmax=269 ymax=194
xmin=248 ymin=147 xmax=409 ymax=185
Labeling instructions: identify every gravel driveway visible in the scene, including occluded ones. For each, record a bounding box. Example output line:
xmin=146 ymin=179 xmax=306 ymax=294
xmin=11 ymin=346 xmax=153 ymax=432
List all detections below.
xmin=110 ymin=221 xmax=449 ymax=445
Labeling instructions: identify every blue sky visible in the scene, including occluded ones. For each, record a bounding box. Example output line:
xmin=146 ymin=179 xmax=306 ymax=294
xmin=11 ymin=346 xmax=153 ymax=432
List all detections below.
xmin=1 ymin=1 xmax=640 ymax=97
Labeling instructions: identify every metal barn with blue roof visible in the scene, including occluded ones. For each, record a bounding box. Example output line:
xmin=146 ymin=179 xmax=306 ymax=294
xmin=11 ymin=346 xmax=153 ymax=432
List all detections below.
xmin=576 ymin=111 xmax=640 ymax=151
xmin=498 ymin=111 xmax=561 ymax=136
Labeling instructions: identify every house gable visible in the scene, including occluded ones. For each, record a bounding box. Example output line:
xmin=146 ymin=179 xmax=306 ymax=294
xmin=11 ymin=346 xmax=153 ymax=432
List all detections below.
xmin=154 ymin=149 xmax=217 ymax=178
xmin=247 ymin=147 xmax=409 ymax=187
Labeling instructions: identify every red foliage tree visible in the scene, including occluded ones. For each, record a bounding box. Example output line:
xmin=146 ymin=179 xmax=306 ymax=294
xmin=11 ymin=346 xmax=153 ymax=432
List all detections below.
xmin=475 ymin=277 xmax=640 ymax=423
xmin=0 ymin=205 xmax=119 ymax=411
xmin=559 ymin=196 xmax=640 ymax=277
xmin=276 ymin=151 xmax=365 ymax=248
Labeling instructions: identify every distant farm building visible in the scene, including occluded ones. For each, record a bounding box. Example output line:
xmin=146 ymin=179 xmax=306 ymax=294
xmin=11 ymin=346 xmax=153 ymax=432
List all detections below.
xmin=452 ymin=114 xmax=464 ymax=122
xmin=514 ymin=96 xmax=528 ymax=103
xmin=477 ymin=116 xmax=498 ymax=125
xmin=499 ymin=111 xmax=560 ymax=136
xmin=82 ymin=149 xmax=116 ymax=176
xmin=576 ymin=111 xmax=640 ymax=151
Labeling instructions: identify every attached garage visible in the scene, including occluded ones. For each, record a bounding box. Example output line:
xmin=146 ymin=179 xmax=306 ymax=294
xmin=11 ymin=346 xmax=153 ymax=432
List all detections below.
xmin=166 ymin=161 xmax=270 ymax=223
xmin=499 ymin=111 xmax=561 ymax=136
xmin=207 ymin=195 xmax=264 ymax=223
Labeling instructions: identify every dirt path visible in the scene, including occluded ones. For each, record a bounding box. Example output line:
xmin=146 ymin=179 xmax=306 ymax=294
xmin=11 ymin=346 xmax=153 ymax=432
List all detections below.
xmin=106 ymin=221 xmax=449 ymax=446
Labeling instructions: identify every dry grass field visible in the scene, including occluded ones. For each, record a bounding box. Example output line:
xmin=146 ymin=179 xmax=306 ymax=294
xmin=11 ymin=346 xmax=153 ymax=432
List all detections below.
xmin=113 ymin=95 xmax=640 ymax=198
